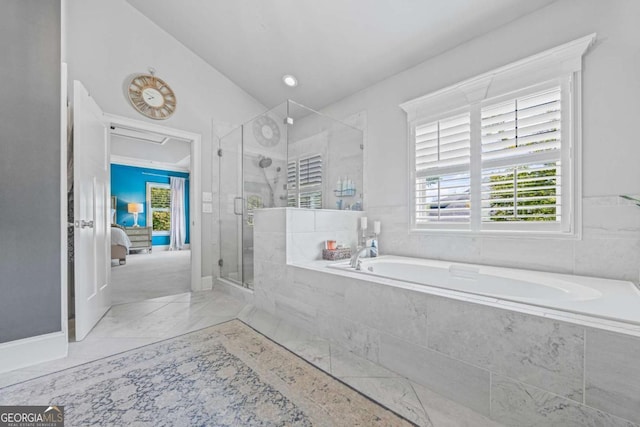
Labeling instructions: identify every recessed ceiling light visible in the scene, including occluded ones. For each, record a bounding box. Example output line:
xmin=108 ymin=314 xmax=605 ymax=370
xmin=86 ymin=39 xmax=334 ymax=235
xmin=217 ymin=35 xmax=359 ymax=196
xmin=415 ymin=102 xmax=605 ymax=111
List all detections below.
xmin=282 ymin=75 xmax=298 ymax=87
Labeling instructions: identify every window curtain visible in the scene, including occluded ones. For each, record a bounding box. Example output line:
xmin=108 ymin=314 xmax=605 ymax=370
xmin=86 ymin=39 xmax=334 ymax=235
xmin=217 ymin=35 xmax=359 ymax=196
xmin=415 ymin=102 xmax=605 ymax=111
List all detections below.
xmin=169 ymin=177 xmax=186 ymax=250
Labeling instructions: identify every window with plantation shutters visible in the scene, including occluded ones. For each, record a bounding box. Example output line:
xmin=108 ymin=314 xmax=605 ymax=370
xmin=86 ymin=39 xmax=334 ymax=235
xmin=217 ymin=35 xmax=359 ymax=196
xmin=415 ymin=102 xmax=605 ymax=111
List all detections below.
xmin=299 ymin=154 xmax=322 ymax=187
xmin=287 ymin=154 xmax=323 ymax=208
xmin=402 ymin=34 xmax=592 ymax=235
xmin=408 ymin=80 xmax=573 ymax=233
xmin=287 ymin=161 xmax=297 ymax=190
xmin=481 ymin=87 xmax=562 ymax=225
xmin=299 ymin=191 xmax=322 ymax=209
xmin=415 ymin=113 xmax=471 ymax=224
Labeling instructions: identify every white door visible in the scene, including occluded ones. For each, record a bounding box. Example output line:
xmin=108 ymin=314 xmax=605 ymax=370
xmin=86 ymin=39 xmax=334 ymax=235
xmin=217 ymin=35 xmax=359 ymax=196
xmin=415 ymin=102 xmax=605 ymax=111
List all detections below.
xmin=73 ymin=81 xmax=111 ymax=341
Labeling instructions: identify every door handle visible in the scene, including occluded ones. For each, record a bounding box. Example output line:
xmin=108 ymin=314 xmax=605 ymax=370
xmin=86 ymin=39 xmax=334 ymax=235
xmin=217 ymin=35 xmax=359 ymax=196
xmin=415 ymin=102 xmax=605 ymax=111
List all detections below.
xmin=233 ymin=197 xmax=243 ymax=215
xmin=77 ymin=220 xmax=94 ymax=229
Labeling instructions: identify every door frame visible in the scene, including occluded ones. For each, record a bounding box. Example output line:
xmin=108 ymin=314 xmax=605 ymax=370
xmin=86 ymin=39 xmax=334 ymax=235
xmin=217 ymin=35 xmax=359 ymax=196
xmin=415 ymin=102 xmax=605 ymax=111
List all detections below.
xmin=103 ymin=113 xmax=202 ymax=294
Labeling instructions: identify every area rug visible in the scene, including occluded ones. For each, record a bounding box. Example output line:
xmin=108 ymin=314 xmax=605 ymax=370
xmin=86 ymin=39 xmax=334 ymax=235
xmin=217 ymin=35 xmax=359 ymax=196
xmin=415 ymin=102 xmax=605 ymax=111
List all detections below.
xmin=0 ymin=320 xmax=413 ymax=426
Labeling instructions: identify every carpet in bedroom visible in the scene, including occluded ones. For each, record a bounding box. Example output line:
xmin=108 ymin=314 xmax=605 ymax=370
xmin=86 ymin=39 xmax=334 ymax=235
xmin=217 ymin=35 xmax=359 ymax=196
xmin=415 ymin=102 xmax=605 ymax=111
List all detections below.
xmin=111 ymin=249 xmax=190 ymax=305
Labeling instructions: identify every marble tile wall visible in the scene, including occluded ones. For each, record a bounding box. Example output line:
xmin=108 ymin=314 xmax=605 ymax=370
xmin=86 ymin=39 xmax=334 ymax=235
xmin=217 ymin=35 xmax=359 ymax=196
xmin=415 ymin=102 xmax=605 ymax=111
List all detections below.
xmin=284 ymin=208 xmax=362 ymax=264
xmin=585 ymin=329 xmax=640 ymax=425
xmin=427 ymin=297 xmax=585 ymax=402
xmin=366 ymin=196 xmax=640 ymax=282
xmin=250 ymin=207 xmax=640 ymax=426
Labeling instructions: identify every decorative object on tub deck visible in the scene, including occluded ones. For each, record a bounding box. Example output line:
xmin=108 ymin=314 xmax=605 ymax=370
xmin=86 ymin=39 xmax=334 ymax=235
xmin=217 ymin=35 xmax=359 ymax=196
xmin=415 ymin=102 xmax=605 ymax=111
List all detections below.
xmin=325 ymin=240 xmax=337 ymax=250
xmin=322 ymin=247 xmax=352 ymax=261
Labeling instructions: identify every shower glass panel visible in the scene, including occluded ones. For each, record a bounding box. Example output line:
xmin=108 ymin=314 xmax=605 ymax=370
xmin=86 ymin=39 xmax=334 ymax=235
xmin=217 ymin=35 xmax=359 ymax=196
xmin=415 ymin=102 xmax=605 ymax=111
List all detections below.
xmin=218 ymin=126 xmax=243 ymax=284
xmin=242 ymin=102 xmax=289 ymax=288
xmin=218 ymin=100 xmax=363 ymax=290
xmin=287 ymin=101 xmax=363 ymax=210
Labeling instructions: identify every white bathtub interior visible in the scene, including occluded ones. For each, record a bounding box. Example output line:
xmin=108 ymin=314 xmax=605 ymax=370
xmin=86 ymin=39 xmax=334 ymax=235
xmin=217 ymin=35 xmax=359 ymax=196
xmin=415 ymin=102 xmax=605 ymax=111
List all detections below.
xmin=329 ymin=255 xmax=640 ymax=326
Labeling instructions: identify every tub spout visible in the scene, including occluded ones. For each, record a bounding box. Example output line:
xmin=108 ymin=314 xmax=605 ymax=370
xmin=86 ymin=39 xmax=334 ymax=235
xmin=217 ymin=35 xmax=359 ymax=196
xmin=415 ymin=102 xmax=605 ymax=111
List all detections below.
xmin=350 ymin=246 xmax=369 ymax=269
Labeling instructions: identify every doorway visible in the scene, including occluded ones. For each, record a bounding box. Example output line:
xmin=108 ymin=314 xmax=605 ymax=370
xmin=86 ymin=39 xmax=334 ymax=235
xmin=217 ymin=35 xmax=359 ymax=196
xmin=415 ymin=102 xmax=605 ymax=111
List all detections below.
xmin=67 ymin=81 xmax=202 ymax=342
xmin=106 ymin=114 xmax=202 ymax=304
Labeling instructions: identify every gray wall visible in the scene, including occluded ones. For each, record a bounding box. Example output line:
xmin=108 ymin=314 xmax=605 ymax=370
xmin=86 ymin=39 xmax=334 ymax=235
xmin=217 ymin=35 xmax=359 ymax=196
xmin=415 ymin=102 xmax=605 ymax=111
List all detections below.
xmin=0 ymin=1 xmax=61 ymax=343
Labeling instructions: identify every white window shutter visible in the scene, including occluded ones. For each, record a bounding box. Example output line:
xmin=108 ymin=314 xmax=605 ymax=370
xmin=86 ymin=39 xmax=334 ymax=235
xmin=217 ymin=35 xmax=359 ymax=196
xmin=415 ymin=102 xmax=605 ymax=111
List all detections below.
xmin=481 ymin=87 xmax=562 ymax=224
xmin=414 ymin=113 xmax=471 ymax=225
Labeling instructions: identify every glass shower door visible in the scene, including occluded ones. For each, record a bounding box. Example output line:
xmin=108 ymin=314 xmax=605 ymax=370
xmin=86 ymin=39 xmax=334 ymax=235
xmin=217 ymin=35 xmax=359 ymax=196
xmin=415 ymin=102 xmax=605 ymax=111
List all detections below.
xmin=241 ymin=102 xmax=289 ymax=288
xmin=218 ymin=127 xmax=244 ymax=285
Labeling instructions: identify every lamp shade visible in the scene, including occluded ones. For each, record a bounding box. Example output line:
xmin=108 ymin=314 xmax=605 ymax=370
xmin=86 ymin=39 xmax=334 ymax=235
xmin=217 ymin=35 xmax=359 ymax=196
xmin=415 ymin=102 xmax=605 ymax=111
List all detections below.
xmin=127 ymin=203 xmax=144 ymax=214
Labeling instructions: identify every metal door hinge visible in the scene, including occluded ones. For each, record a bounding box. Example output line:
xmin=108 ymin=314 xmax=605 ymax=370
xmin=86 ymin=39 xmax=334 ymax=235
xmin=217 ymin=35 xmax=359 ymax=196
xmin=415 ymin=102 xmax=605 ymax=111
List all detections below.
xmin=218 ymin=259 xmax=223 ymax=267
xmin=217 ymin=149 xmax=223 ymax=157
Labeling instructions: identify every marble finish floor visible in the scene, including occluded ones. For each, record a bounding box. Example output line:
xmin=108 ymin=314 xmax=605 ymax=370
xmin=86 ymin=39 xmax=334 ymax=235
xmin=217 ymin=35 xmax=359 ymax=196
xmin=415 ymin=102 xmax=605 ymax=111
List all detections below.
xmin=1 ymin=320 xmax=411 ymax=426
xmin=0 ymin=289 xmax=503 ymax=426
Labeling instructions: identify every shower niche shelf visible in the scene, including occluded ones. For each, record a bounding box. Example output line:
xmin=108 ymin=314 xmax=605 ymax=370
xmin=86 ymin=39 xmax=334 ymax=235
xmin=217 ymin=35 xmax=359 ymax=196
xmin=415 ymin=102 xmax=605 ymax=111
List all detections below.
xmin=333 ymin=188 xmax=356 ymax=197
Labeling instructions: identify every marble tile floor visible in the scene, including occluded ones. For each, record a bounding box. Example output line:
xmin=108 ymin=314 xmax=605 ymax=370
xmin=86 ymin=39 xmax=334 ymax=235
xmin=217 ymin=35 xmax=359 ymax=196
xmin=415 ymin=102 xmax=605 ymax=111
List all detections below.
xmin=0 ymin=290 xmax=244 ymax=388
xmin=0 ymin=290 xmax=504 ymax=426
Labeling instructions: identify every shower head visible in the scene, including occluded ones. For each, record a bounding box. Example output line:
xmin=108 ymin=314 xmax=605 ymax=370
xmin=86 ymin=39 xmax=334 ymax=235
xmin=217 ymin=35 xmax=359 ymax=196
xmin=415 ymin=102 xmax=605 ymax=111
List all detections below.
xmin=258 ymin=156 xmax=272 ymax=168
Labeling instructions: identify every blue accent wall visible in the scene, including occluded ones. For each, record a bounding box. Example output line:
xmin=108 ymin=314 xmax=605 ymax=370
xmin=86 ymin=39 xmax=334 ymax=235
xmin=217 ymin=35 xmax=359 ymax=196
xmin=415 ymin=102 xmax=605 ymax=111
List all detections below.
xmin=111 ymin=164 xmax=190 ymax=246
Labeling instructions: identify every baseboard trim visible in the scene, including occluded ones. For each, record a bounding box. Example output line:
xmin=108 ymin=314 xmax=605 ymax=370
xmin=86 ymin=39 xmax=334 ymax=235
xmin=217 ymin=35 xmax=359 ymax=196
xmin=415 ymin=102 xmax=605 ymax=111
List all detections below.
xmin=0 ymin=332 xmax=68 ymax=374
xmin=150 ymin=244 xmax=191 ymax=252
xmin=201 ymin=276 xmax=213 ymax=290
xmin=215 ymin=277 xmax=254 ymax=303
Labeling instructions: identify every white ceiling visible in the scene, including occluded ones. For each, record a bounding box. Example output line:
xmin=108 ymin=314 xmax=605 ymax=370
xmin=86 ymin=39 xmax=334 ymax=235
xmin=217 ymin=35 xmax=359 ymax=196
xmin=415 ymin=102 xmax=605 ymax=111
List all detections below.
xmin=127 ymin=0 xmax=556 ymax=110
xmin=110 ymin=129 xmax=191 ymax=170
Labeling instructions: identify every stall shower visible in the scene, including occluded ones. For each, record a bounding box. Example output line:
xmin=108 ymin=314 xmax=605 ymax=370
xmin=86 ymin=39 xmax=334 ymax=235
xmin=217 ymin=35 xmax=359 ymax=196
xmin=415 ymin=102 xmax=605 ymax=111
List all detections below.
xmin=218 ymin=100 xmax=363 ymax=289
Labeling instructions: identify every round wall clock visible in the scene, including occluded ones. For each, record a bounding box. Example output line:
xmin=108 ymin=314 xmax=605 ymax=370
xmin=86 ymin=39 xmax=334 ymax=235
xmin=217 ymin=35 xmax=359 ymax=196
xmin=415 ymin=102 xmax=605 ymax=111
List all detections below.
xmin=127 ymin=74 xmax=176 ymax=120
xmin=252 ymin=115 xmax=281 ymax=147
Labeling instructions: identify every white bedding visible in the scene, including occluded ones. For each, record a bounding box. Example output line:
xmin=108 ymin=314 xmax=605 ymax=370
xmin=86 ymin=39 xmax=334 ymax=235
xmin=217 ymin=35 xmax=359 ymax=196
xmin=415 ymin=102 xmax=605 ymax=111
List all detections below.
xmin=111 ymin=227 xmax=131 ymax=251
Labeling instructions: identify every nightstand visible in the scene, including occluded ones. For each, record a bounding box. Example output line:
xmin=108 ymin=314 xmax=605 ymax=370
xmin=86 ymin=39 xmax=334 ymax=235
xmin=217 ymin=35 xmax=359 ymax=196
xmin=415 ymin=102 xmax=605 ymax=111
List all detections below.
xmin=125 ymin=226 xmax=152 ymax=253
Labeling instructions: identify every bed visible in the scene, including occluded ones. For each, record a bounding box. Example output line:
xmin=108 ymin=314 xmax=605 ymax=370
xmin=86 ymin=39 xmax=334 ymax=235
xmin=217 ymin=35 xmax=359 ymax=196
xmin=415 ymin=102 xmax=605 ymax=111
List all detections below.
xmin=111 ymin=224 xmax=132 ymax=265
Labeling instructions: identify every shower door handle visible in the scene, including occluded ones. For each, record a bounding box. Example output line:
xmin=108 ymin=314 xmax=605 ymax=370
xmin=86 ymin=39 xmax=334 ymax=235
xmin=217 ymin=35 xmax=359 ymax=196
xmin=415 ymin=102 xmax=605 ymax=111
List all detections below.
xmin=233 ymin=197 xmax=244 ymax=215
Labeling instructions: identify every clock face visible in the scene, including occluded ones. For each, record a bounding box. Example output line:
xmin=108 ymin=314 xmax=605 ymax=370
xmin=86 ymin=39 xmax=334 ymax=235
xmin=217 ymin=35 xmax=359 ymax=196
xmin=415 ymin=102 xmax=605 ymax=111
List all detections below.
xmin=142 ymin=87 xmax=164 ymax=107
xmin=252 ymin=115 xmax=281 ymax=147
xmin=128 ymin=74 xmax=176 ymax=120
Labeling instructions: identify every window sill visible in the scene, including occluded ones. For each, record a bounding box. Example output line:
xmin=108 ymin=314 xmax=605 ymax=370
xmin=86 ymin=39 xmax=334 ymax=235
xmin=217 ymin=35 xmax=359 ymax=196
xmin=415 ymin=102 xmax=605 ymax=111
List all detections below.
xmin=409 ymin=227 xmax=581 ymax=240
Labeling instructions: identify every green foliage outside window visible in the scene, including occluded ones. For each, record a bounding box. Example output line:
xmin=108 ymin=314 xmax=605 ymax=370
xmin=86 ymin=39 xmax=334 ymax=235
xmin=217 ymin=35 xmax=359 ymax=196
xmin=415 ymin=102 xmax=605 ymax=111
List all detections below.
xmin=488 ymin=166 xmax=557 ymax=221
xmin=153 ymin=211 xmax=171 ymax=231
xmin=150 ymin=186 xmax=171 ymax=232
xmin=150 ymin=187 xmax=171 ymax=208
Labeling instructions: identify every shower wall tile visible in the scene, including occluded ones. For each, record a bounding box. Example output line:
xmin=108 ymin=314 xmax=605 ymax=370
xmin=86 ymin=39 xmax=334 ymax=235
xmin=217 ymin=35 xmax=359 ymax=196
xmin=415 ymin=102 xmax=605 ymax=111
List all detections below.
xmin=287 ymin=232 xmax=324 ymax=263
xmin=491 ymin=375 xmax=638 ymax=427
xmin=314 ymin=210 xmax=361 ymax=232
xmin=253 ymin=208 xmax=286 ymax=232
xmin=253 ymin=260 xmax=288 ymax=291
xmin=288 ymin=231 xmax=355 ymax=263
xmin=427 ymin=297 xmax=585 ymax=401
xmin=286 ymin=208 xmax=315 ymax=232
xmin=379 ymin=332 xmax=491 ymax=416
xmin=585 ymin=328 xmax=640 ymax=425
xmin=253 ymin=231 xmax=286 ymax=264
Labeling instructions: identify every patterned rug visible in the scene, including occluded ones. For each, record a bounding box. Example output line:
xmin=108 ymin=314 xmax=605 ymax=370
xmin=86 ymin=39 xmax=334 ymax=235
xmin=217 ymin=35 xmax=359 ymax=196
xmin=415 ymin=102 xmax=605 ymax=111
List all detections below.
xmin=0 ymin=320 xmax=413 ymax=426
